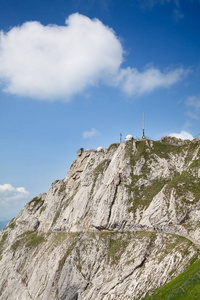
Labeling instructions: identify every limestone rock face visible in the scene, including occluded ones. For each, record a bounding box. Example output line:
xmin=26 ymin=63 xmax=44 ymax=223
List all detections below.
xmin=0 ymin=138 xmax=200 ymax=299
xmin=0 ymin=231 xmax=198 ymax=300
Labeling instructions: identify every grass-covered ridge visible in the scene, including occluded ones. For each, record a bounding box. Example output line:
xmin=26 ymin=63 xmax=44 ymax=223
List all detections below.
xmin=90 ymin=159 xmax=110 ymax=195
xmin=28 ymin=196 xmax=44 ymax=212
xmin=1 ymin=230 xmax=198 ymax=298
xmin=166 ymin=169 xmax=200 ymax=202
xmin=7 ymin=218 xmax=16 ymax=230
xmin=107 ymin=234 xmax=130 ymax=265
xmin=107 ymin=143 xmax=119 ymax=152
xmin=0 ymin=232 xmax=8 ymax=260
xmin=123 ymin=140 xmax=200 ymax=217
xmin=142 ymin=257 xmax=200 ymax=300
xmin=124 ymin=141 xmax=170 ymax=215
xmin=11 ymin=231 xmax=46 ymax=252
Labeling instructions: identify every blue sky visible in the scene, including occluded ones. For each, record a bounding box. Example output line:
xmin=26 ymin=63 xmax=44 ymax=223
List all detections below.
xmin=0 ymin=0 xmax=200 ymax=221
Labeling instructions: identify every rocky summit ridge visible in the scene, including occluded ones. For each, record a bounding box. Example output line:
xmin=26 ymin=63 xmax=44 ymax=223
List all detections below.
xmin=0 ymin=137 xmax=200 ymax=299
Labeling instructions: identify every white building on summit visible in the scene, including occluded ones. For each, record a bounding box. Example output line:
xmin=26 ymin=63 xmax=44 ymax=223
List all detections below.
xmin=97 ymin=146 xmax=104 ymax=152
xmin=125 ymin=135 xmax=134 ymax=142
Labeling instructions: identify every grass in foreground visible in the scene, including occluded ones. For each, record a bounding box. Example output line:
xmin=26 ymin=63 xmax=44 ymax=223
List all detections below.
xmin=143 ymin=258 xmax=200 ymax=300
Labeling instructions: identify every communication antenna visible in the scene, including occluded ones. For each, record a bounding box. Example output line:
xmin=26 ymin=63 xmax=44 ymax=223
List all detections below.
xmin=142 ymin=113 xmax=146 ymax=140
xmin=120 ymin=133 xmax=122 ymax=143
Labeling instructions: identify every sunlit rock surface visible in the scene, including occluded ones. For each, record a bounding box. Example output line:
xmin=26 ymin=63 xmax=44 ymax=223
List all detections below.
xmin=0 ymin=138 xmax=200 ymax=299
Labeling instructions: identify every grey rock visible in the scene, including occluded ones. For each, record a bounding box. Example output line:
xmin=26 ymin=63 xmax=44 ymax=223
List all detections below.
xmin=0 ymin=139 xmax=200 ymax=299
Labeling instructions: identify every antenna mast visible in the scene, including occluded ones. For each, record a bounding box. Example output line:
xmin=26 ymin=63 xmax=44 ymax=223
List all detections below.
xmin=142 ymin=113 xmax=146 ymax=140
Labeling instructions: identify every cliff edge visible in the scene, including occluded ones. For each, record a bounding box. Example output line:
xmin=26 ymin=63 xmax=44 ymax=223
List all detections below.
xmin=0 ymin=138 xmax=200 ymax=299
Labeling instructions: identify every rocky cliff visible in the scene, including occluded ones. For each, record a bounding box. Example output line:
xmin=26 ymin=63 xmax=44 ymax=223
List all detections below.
xmin=0 ymin=138 xmax=200 ymax=299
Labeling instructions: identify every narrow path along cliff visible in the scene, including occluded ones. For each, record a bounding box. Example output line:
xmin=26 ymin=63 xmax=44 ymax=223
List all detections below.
xmin=0 ymin=137 xmax=200 ymax=299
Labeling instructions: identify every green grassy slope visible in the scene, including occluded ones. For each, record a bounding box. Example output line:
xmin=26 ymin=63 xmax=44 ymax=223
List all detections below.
xmin=142 ymin=257 xmax=200 ymax=300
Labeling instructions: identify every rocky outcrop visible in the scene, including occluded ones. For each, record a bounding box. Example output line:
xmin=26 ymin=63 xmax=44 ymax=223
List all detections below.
xmin=0 ymin=138 xmax=200 ymax=299
xmin=0 ymin=231 xmax=198 ymax=300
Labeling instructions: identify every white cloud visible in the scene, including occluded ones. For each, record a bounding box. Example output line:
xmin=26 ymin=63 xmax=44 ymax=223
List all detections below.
xmin=186 ymin=95 xmax=200 ymax=110
xmin=0 ymin=183 xmax=29 ymax=206
xmin=140 ymin=1 xmax=184 ymax=22
xmin=186 ymin=111 xmax=199 ymax=120
xmin=139 ymin=0 xmax=179 ymax=9
xmin=0 ymin=13 xmax=187 ymax=100
xmin=168 ymin=130 xmax=194 ymax=140
xmin=0 ymin=13 xmax=123 ymax=100
xmin=118 ymin=66 xmax=185 ymax=95
xmin=83 ymin=128 xmax=100 ymax=139
xmin=186 ymin=95 xmax=200 ymax=120
xmin=173 ymin=9 xmax=184 ymax=21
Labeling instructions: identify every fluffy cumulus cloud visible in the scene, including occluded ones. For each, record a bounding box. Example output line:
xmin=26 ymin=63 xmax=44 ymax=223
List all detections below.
xmin=0 ymin=183 xmax=30 ymax=220
xmin=83 ymin=128 xmax=100 ymax=138
xmin=0 ymin=13 xmax=122 ymax=100
xmin=168 ymin=130 xmax=194 ymax=140
xmin=0 ymin=183 xmax=29 ymax=206
xmin=0 ymin=13 xmax=186 ymax=100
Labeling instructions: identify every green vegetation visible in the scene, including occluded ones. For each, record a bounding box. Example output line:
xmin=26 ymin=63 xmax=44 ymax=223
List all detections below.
xmin=99 ymin=231 xmax=157 ymax=267
xmin=57 ymin=252 xmax=68 ymax=272
xmin=160 ymin=136 xmax=183 ymax=144
xmin=62 ymin=183 xmax=80 ymax=210
xmin=107 ymin=235 xmax=129 ymax=265
xmin=94 ymin=159 xmax=110 ymax=175
xmin=127 ymin=178 xmax=168 ymax=214
xmin=107 ymin=143 xmax=119 ymax=152
xmin=190 ymin=158 xmax=200 ymax=169
xmin=124 ymin=141 xmax=169 ymax=215
xmin=28 ymin=196 xmax=44 ymax=211
xmin=142 ymin=258 xmax=200 ymax=300
xmin=52 ymin=208 xmax=62 ymax=226
xmin=186 ymin=143 xmax=199 ymax=163
xmin=25 ymin=232 xmax=45 ymax=248
xmin=156 ymin=235 xmax=196 ymax=265
xmin=53 ymin=183 xmax=80 ymax=225
xmin=166 ymin=168 xmax=200 ymax=203
xmin=7 ymin=218 xmax=16 ymax=230
xmin=56 ymin=233 xmax=78 ymax=274
xmin=124 ymin=141 xmax=152 ymax=176
xmin=161 ymin=167 xmax=200 ymax=220
xmin=125 ymin=140 xmax=199 ymax=170
xmin=0 ymin=232 xmax=8 ymax=260
xmin=125 ymin=140 xmax=148 ymax=165
xmin=156 ymin=139 xmax=198 ymax=163
xmin=124 ymin=140 xmax=200 ymax=217
xmin=65 ymin=239 xmax=77 ymax=257
xmin=153 ymin=141 xmax=182 ymax=159
xmin=53 ymin=180 xmax=60 ymax=184
xmin=11 ymin=231 xmax=45 ymax=252
xmin=58 ymin=181 xmax=67 ymax=194
xmin=51 ymin=232 xmax=77 ymax=247
xmin=91 ymin=159 xmax=110 ymax=195
xmin=54 ymin=234 xmax=85 ymax=286
xmin=39 ymin=205 xmax=46 ymax=214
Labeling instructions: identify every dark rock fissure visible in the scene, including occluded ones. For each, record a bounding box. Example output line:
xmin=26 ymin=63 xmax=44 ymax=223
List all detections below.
xmin=103 ymin=239 xmax=154 ymax=296
xmin=106 ymin=182 xmax=120 ymax=228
